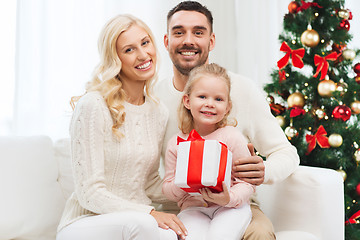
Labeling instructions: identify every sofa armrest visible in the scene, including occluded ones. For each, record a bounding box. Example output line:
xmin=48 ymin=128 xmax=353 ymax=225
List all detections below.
xmin=256 ymin=165 xmax=344 ymax=240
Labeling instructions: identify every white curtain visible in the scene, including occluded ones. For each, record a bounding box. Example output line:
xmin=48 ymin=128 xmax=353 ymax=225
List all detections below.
xmin=6 ymin=0 xmax=360 ymax=140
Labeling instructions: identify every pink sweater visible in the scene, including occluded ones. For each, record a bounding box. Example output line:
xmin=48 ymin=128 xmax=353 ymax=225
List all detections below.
xmin=162 ymin=126 xmax=255 ymax=210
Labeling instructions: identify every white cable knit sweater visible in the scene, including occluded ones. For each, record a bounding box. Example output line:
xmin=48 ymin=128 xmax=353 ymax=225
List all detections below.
xmin=57 ymin=91 xmax=169 ymax=232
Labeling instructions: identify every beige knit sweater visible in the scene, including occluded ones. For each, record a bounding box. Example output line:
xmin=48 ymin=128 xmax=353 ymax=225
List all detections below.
xmin=57 ymin=91 xmax=168 ymax=232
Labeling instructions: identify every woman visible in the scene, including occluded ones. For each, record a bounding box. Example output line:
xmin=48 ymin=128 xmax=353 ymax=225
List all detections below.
xmin=56 ymin=14 xmax=187 ymax=240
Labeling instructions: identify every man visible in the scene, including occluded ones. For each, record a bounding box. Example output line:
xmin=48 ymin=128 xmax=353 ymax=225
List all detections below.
xmin=156 ymin=1 xmax=300 ymax=239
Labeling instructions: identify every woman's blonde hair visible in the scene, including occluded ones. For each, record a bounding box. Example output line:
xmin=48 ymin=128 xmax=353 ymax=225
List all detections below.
xmin=178 ymin=63 xmax=237 ymax=134
xmin=71 ymin=14 xmax=159 ymax=138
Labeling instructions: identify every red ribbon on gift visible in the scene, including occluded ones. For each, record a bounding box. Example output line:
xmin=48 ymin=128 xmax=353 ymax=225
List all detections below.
xmin=290 ymin=107 xmax=306 ymax=117
xmin=277 ymin=42 xmax=305 ymax=69
xmin=345 ymin=210 xmax=360 ymax=225
xmin=313 ymin=52 xmax=339 ymax=80
xmin=177 ymin=129 xmax=229 ymax=193
xmin=305 ymin=125 xmax=330 ymax=154
xmin=296 ymin=0 xmax=323 ymax=13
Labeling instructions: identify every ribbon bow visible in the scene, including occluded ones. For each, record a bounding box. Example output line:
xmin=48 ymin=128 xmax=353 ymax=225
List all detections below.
xmin=290 ymin=107 xmax=306 ymax=117
xmin=279 ymin=70 xmax=286 ymax=83
xmin=177 ymin=129 xmax=203 ymax=144
xmin=345 ymin=210 xmax=360 ymax=225
xmin=277 ymin=42 xmax=305 ymax=69
xmin=313 ymin=52 xmax=339 ymax=80
xmin=305 ymin=125 xmax=330 ymax=154
xmin=296 ymin=0 xmax=323 ymax=13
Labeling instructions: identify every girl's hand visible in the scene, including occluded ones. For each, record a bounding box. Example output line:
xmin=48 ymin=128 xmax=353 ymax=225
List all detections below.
xmin=199 ymin=182 xmax=230 ymax=206
xmin=150 ymin=210 xmax=187 ymax=239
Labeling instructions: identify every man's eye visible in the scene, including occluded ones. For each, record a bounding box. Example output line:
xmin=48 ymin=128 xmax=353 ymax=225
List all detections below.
xmin=194 ymin=31 xmax=203 ymax=35
xmin=174 ymin=31 xmax=183 ymax=35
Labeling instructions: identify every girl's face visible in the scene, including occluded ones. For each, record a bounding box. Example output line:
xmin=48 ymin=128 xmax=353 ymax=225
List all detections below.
xmin=183 ymin=75 xmax=231 ymax=136
xmin=116 ymin=24 xmax=156 ymax=83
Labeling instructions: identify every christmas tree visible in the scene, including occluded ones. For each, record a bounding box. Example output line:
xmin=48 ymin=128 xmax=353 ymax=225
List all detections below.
xmin=263 ymin=0 xmax=360 ymax=238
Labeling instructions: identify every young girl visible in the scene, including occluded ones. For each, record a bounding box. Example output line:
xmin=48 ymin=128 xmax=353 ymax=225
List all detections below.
xmin=162 ymin=63 xmax=255 ymax=240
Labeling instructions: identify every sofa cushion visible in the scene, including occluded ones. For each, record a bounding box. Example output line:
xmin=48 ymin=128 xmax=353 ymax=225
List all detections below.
xmin=0 ymin=136 xmax=65 ymax=240
xmin=54 ymin=138 xmax=74 ymax=200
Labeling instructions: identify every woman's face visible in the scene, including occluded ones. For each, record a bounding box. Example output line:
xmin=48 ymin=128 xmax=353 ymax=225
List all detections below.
xmin=116 ymin=24 xmax=156 ymax=83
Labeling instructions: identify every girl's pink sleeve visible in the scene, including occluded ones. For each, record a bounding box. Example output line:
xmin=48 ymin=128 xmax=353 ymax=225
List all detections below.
xmin=223 ymin=127 xmax=256 ymax=208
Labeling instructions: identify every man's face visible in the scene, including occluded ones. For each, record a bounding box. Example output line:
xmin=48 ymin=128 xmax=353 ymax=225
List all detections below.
xmin=164 ymin=10 xmax=215 ymax=76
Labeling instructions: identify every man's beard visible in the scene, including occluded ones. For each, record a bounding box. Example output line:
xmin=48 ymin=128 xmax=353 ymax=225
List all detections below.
xmin=172 ymin=46 xmax=208 ymax=76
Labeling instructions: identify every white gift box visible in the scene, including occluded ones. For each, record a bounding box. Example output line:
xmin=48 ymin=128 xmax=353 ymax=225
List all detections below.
xmin=175 ymin=139 xmax=232 ymax=195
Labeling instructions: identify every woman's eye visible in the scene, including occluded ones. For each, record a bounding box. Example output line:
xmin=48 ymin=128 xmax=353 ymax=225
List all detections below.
xmin=142 ymin=40 xmax=150 ymax=46
xmin=125 ymin=48 xmax=133 ymax=53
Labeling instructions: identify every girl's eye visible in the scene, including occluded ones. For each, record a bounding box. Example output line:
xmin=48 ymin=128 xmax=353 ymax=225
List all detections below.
xmin=216 ymin=97 xmax=223 ymax=101
xmin=198 ymin=95 xmax=205 ymax=99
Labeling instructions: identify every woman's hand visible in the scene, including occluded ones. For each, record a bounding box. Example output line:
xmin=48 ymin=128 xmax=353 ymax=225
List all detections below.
xmin=150 ymin=210 xmax=187 ymax=239
xmin=199 ymin=182 xmax=230 ymax=206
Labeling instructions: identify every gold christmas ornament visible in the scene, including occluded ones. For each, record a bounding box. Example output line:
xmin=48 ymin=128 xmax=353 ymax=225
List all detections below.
xmin=301 ymin=26 xmax=320 ymax=48
xmin=284 ymin=126 xmax=298 ymax=140
xmin=342 ymin=49 xmax=356 ymax=61
xmin=336 ymin=81 xmax=348 ymax=95
xmin=328 ymin=133 xmax=343 ymax=147
xmin=336 ymin=169 xmax=347 ymax=181
xmin=338 ymin=9 xmax=350 ymax=19
xmin=276 ymin=115 xmax=286 ymax=127
xmin=312 ymin=107 xmax=326 ymax=119
xmin=354 ymin=149 xmax=360 ymax=163
xmin=351 ymin=101 xmax=360 ymax=114
xmin=287 ymin=92 xmax=305 ymax=108
xmin=317 ymin=79 xmax=336 ymax=97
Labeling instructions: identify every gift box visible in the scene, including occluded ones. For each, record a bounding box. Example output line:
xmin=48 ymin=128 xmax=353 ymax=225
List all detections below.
xmin=174 ymin=129 xmax=232 ymax=195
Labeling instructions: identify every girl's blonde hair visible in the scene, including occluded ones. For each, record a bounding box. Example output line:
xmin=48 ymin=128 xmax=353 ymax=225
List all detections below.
xmin=71 ymin=14 xmax=159 ymax=138
xmin=178 ymin=63 xmax=237 ymax=134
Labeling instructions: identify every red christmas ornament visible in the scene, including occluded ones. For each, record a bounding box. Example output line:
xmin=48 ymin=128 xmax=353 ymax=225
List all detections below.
xmin=332 ymin=105 xmax=351 ymax=121
xmin=339 ymin=19 xmax=350 ymax=31
xmin=288 ymin=1 xmax=300 ymax=13
xmin=357 ymin=183 xmax=360 ymax=196
xmin=354 ymin=63 xmax=360 ymax=75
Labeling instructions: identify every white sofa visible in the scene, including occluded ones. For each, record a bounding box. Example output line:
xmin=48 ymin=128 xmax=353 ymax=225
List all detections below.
xmin=0 ymin=135 xmax=344 ymax=240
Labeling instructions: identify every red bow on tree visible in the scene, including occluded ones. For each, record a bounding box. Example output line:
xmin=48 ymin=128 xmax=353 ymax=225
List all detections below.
xmin=277 ymin=42 xmax=305 ymax=69
xmin=290 ymin=107 xmax=306 ymax=117
xmin=345 ymin=210 xmax=360 ymax=225
xmin=313 ymin=52 xmax=339 ymax=80
xmin=296 ymin=0 xmax=323 ymax=13
xmin=279 ymin=70 xmax=286 ymax=83
xmin=305 ymin=125 xmax=330 ymax=154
